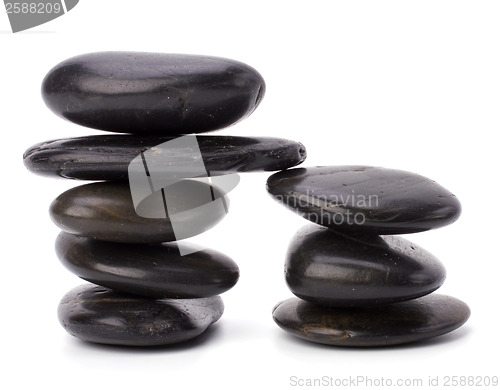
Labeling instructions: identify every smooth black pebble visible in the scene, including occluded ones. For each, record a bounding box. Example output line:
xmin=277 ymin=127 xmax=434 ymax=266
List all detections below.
xmin=49 ymin=181 xmax=228 ymax=243
xmin=42 ymin=52 xmax=265 ymax=134
xmin=286 ymin=224 xmax=446 ymax=307
xmin=58 ymin=284 xmax=224 ymax=346
xmin=266 ymin=165 xmax=461 ymax=234
xmin=23 ymin=135 xmax=307 ymax=181
xmin=272 ymin=294 xmax=470 ymax=347
xmin=55 ymin=232 xmax=239 ymax=298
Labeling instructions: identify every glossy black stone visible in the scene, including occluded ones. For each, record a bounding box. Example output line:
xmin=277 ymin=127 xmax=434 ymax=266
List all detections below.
xmin=58 ymin=284 xmax=224 ymax=346
xmin=286 ymin=225 xmax=446 ymax=307
xmin=55 ymin=232 xmax=239 ymax=298
xmin=267 ymin=166 xmax=462 ymax=234
xmin=272 ymin=294 xmax=470 ymax=347
xmin=49 ymin=181 xmax=228 ymax=243
xmin=23 ymin=135 xmax=307 ymax=181
xmin=42 ymin=52 xmax=265 ymax=134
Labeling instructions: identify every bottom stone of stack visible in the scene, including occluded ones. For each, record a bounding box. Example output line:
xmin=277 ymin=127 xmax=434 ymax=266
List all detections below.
xmin=58 ymin=284 xmax=224 ymax=347
xmin=272 ymin=294 xmax=470 ymax=347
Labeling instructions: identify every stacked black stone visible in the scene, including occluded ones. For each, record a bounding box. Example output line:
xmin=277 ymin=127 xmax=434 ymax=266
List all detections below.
xmin=23 ymin=52 xmax=307 ymax=347
xmin=267 ymin=166 xmax=470 ymax=347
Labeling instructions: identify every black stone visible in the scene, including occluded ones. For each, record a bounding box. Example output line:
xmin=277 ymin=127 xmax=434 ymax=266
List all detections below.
xmin=286 ymin=225 xmax=446 ymax=307
xmin=266 ymin=166 xmax=461 ymax=234
xmin=23 ymin=135 xmax=307 ymax=181
xmin=58 ymin=284 xmax=224 ymax=346
xmin=55 ymin=232 xmax=239 ymax=298
xmin=272 ymin=294 xmax=470 ymax=347
xmin=42 ymin=52 xmax=265 ymax=134
xmin=49 ymin=181 xmax=228 ymax=243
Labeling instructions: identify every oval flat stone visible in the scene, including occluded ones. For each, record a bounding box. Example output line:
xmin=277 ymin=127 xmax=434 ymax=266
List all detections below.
xmin=286 ymin=224 xmax=446 ymax=307
xmin=272 ymin=294 xmax=470 ymax=347
xmin=23 ymin=135 xmax=307 ymax=181
xmin=58 ymin=284 xmax=224 ymax=346
xmin=266 ymin=166 xmax=461 ymax=234
xmin=55 ymin=232 xmax=239 ymax=298
xmin=42 ymin=52 xmax=265 ymax=134
xmin=49 ymin=181 xmax=228 ymax=243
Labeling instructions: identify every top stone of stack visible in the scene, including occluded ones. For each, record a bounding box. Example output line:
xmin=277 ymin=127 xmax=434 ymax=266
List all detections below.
xmin=41 ymin=52 xmax=266 ymax=135
xmin=266 ymin=165 xmax=462 ymax=235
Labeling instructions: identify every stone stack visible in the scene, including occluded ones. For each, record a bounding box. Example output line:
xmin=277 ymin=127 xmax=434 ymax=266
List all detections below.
xmin=267 ymin=166 xmax=470 ymax=347
xmin=23 ymin=52 xmax=306 ymax=347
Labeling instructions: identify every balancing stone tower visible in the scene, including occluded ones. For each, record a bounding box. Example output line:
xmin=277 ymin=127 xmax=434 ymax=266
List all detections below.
xmin=23 ymin=52 xmax=306 ymax=347
xmin=267 ymin=166 xmax=470 ymax=347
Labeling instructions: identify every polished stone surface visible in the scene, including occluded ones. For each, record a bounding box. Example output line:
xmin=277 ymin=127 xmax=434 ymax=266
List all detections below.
xmin=42 ymin=52 xmax=265 ymax=134
xmin=286 ymin=225 xmax=446 ymax=307
xmin=266 ymin=166 xmax=461 ymax=234
xmin=272 ymin=294 xmax=470 ymax=347
xmin=58 ymin=284 xmax=224 ymax=346
xmin=23 ymin=135 xmax=307 ymax=180
xmin=56 ymin=232 xmax=239 ymax=298
xmin=50 ymin=181 xmax=228 ymax=243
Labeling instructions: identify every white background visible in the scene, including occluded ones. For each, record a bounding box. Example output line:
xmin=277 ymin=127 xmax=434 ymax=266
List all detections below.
xmin=1 ymin=1 xmax=499 ymax=389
